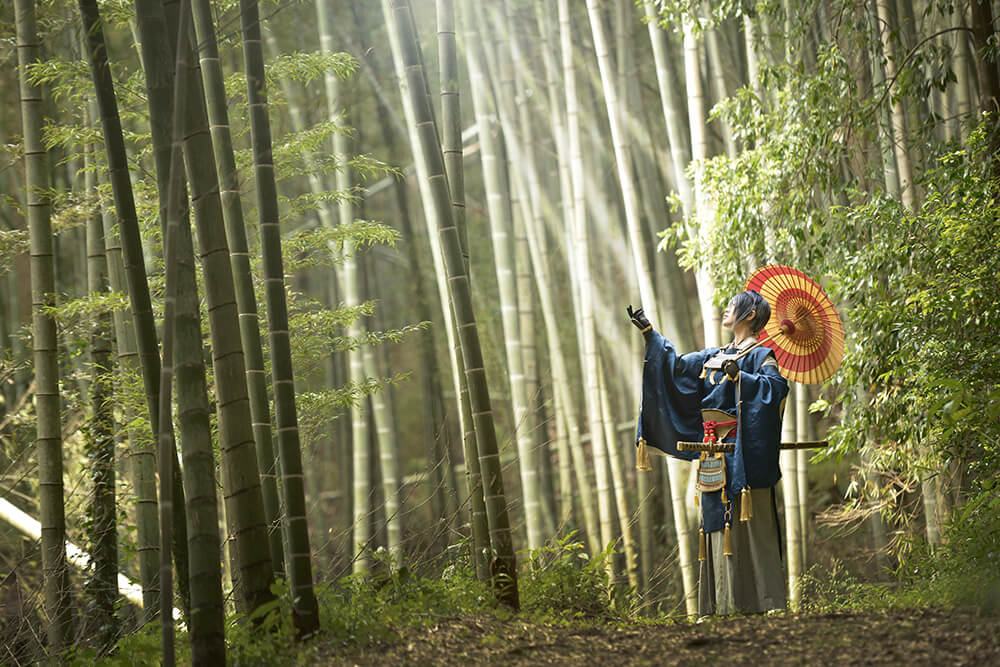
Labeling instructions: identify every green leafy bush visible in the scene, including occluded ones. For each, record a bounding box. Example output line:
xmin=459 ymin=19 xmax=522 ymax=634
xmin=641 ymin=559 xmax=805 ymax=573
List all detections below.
xmin=518 ymin=535 xmax=630 ymax=622
xmin=318 ymin=546 xmax=492 ymax=648
xmin=798 ymin=560 xmax=891 ymax=614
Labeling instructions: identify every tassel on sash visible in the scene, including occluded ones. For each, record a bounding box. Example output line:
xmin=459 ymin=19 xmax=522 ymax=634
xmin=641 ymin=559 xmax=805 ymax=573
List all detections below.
xmin=740 ymin=487 xmax=753 ymax=522
xmin=636 ymin=438 xmax=652 ymax=471
xmin=723 ymin=523 xmax=734 ymax=556
xmin=698 ymin=529 xmax=706 ymax=561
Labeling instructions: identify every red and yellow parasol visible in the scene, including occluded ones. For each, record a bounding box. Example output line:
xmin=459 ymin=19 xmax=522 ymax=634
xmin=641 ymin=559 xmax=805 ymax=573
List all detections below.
xmin=744 ymin=265 xmax=844 ymax=385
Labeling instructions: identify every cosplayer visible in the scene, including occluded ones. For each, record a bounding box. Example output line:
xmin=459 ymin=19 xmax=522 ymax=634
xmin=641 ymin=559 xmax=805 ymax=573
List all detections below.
xmin=628 ymin=290 xmax=788 ymax=616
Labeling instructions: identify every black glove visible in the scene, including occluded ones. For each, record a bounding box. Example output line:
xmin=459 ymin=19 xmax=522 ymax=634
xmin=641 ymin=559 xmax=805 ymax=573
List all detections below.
xmin=722 ymin=359 xmax=740 ymax=380
xmin=627 ymin=304 xmax=651 ymax=332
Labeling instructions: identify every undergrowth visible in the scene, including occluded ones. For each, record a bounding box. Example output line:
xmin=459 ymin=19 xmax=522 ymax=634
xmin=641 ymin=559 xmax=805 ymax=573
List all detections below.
xmin=800 ymin=493 xmax=1000 ymax=615
xmin=76 ymin=535 xmax=635 ymax=665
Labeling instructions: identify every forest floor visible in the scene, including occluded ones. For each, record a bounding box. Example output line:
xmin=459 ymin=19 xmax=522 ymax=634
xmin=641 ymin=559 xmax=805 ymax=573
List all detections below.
xmin=323 ymin=607 xmax=999 ymax=665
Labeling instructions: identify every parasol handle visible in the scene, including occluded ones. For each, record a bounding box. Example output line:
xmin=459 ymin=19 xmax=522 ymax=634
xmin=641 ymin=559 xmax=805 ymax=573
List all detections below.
xmin=732 ymin=329 xmax=786 ymax=362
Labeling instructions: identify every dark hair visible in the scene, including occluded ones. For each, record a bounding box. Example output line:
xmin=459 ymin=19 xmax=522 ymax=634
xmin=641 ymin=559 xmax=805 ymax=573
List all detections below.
xmin=729 ymin=290 xmax=770 ymax=334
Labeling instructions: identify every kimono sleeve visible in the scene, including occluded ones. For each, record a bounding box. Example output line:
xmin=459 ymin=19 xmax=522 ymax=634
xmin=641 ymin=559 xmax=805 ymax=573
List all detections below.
xmin=729 ymin=351 xmax=789 ymax=491
xmin=635 ymin=331 xmax=708 ymax=460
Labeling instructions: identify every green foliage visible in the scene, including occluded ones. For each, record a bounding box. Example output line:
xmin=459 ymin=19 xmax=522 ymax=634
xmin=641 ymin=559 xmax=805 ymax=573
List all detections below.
xmin=798 ymin=560 xmax=892 ymax=614
xmin=225 ymin=580 xmax=300 ymax=664
xmin=284 ymin=289 xmax=426 ymax=378
xmin=66 ymin=621 xmax=191 ymax=667
xmin=0 ymin=228 xmax=28 ymax=267
xmin=649 ymin=0 xmax=747 ymax=33
xmin=281 ymin=219 xmax=399 ymax=273
xmin=25 ymin=59 xmax=93 ymax=104
xmin=297 ymin=376 xmax=408 ymax=444
xmin=682 ymin=42 xmax=864 ymax=303
xmin=824 ymin=129 xmax=1000 ymax=540
xmin=891 ymin=486 xmax=1000 ymax=612
xmin=319 ymin=548 xmax=492 ymax=648
xmin=519 ymin=536 xmax=632 ymax=622
xmin=685 ymin=0 xmax=999 ymax=558
xmin=267 ymin=50 xmax=359 ymax=86
xmin=800 ymin=499 xmax=1000 ymax=615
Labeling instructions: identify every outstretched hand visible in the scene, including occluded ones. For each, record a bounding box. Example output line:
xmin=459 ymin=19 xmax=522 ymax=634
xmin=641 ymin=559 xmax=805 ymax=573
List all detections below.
xmin=627 ymin=305 xmax=652 ymax=332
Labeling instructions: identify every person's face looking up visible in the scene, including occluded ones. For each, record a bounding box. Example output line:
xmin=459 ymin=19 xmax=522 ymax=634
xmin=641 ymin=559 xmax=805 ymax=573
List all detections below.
xmin=722 ymin=301 xmax=736 ymax=329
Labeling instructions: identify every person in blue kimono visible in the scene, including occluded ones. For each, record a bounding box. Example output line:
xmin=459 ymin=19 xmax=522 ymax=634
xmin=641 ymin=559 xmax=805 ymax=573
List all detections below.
xmin=628 ymin=290 xmax=789 ymax=616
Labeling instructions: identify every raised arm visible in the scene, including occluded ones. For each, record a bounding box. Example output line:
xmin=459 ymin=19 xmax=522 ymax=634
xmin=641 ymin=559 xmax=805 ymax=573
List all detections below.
xmin=627 ymin=304 xmax=653 ymax=342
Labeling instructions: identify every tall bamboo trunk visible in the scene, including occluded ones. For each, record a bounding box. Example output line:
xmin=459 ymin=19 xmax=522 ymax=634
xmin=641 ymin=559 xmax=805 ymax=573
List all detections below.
xmin=704 ymin=17 xmax=737 ymax=158
xmin=387 ymin=0 xmax=519 ymax=608
xmin=311 ymin=0 xmax=368 ymax=576
xmin=191 ymin=0 xmax=284 ymax=578
xmin=530 ymin=0 xmax=573 ymax=533
xmin=157 ymin=29 xmax=182 ymax=667
xmin=865 ymin=1 xmax=901 ymax=198
xmin=971 ymin=0 xmax=1000 ymax=177
xmin=781 ymin=385 xmax=802 ymax=609
xmin=168 ymin=0 xmax=279 ymax=624
xmin=875 ymin=0 xmax=917 ymax=210
xmin=372 ymin=58 xmax=467 ymax=567
xmin=97 ymin=140 xmax=160 ymax=621
xmin=597 ymin=360 xmax=639 ymax=589
xmin=133 ymin=6 xmax=225 ymax=652
xmin=464 ymin=5 xmax=545 ymax=553
xmin=560 ymin=0 xmax=618 ymax=570
xmin=364 ymin=342 xmax=403 ymax=563
xmin=16 ymin=0 xmax=73 ymax=648
xmin=239 ymin=0 xmax=320 ymax=633
xmin=950 ymin=5 xmax=972 ymax=141
xmin=643 ymin=3 xmax=694 ymax=222
xmin=157 ymin=9 xmax=227 ymax=659
xmin=84 ymin=106 xmax=117 ymax=651
xmin=874 ymin=0 xmax=943 ymax=546
xmin=683 ymin=14 xmax=721 ymax=349
xmin=437 ymin=0 xmax=489 ymax=576
xmin=263 ymin=25 xmax=337 ymax=565
xmin=331 ymin=74 xmax=372 ymax=576
xmin=644 ymin=6 xmax=703 ymax=614
xmin=584 ymin=0 xmax=658 ymax=325
xmin=497 ymin=0 xmax=559 ymax=538
xmin=381 ymin=0 xmax=469 ymax=559
xmin=81 ymin=0 xmax=191 ymax=613
xmin=533 ymin=0 xmax=599 ymax=547
xmin=360 ymin=257 xmax=403 ymax=562
xmin=796 ymin=384 xmax=809 ymax=568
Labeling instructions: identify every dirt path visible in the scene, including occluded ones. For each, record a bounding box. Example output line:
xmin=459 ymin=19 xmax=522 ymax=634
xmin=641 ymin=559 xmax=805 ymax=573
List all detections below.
xmin=328 ymin=608 xmax=999 ymax=665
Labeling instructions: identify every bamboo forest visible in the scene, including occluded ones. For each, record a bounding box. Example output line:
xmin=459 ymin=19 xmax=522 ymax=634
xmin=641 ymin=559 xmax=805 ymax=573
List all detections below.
xmin=1 ymin=0 xmax=999 ymax=663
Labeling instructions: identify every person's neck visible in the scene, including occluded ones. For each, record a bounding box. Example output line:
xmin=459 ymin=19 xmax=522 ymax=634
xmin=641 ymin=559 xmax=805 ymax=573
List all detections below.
xmin=731 ymin=325 xmax=754 ymax=348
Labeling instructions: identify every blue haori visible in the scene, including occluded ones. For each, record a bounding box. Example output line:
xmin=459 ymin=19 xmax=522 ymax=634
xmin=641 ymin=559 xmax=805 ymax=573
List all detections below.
xmin=635 ymin=330 xmax=789 ymax=534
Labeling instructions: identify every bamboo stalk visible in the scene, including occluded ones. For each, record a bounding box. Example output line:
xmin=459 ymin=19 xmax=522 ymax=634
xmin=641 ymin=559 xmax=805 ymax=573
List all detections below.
xmin=239 ymin=0 xmax=319 ymax=634
xmin=387 ymin=0 xmax=520 ymax=608
xmin=192 ymin=0 xmax=285 ymax=578
xmin=84 ymin=100 xmax=118 ymax=651
xmin=16 ymin=0 xmax=73 ymax=648
xmin=82 ymin=0 xmax=192 ymax=614
xmin=438 ymin=0 xmax=490 ymax=577
xmin=381 ymin=0 xmax=469 ymax=559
